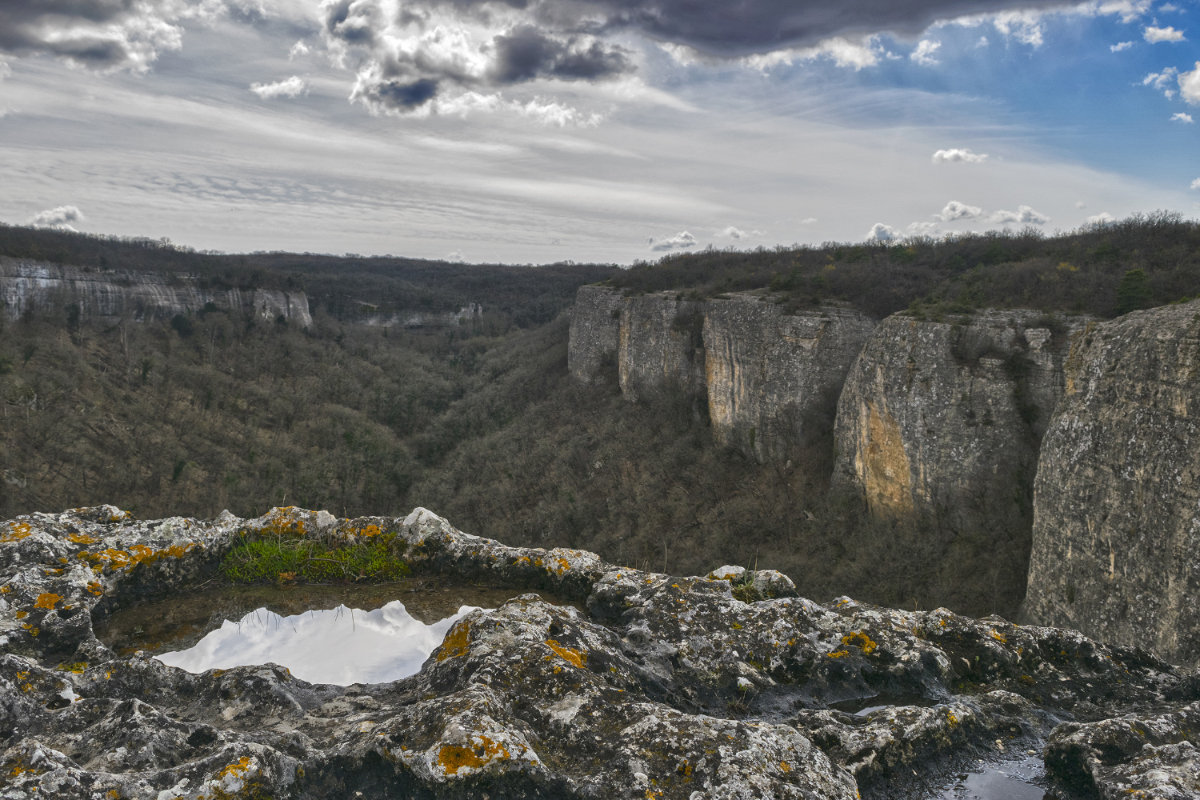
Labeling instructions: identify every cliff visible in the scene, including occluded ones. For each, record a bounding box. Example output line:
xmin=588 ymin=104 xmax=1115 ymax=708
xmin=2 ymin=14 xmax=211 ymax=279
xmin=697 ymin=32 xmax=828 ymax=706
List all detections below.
xmin=703 ymin=297 xmax=875 ymax=462
xmin=1 ymin=506 xmax=1196 ymax=799
xmin=569 ymin=286 xmax=875 ymax=461
xmin=0 ymin=258 xmax=313 ymax=327
xmin=831 ymin=310 xmax=1081 ymax=527
xmin=1025 ymin=300 xmax=1200 ymax=666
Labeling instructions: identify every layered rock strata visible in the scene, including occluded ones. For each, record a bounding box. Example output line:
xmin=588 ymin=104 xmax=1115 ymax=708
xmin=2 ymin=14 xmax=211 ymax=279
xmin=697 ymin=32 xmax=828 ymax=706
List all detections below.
xmin=1025 ymin=300 xmax=1200 ymax=667
xmin=2 ymin=506 xmax=1197 ymax=799
xmin=0 ymin=259 xmax=312 ymax=327
xmin=831 ymin=310 xmax=1081 ymax=528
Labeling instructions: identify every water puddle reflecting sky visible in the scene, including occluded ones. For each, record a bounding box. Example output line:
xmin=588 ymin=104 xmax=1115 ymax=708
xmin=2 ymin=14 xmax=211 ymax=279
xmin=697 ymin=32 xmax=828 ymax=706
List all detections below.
xmin=155 ymin=601 xmax=481 ymax=685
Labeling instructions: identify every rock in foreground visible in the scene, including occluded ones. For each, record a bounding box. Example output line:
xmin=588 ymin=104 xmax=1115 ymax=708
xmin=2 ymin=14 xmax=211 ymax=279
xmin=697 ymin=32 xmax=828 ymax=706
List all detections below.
xmin=1 ymin=507 xmax=1197 ymax=799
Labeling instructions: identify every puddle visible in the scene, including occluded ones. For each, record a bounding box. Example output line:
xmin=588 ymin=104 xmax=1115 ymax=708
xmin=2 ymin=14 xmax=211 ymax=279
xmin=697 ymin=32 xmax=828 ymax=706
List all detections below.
xmin=94 ymin=577 xmax=547 ymax=659
xmin=155 ymin=601 xmax=477 ymax=684
xmin=932 ymin=753 xmax=1058 ymax=800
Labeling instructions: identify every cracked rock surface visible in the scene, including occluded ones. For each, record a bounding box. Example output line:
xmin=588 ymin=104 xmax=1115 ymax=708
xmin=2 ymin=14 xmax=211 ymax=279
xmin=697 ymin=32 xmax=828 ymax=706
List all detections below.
xmin=1 ymin=506 xmax=1197 ymax=798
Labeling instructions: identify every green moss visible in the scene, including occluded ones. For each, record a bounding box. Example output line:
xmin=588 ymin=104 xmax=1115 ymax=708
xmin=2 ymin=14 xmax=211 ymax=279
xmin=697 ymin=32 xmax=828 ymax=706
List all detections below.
xmin=221 ymin=535 xmax=409 ymax=584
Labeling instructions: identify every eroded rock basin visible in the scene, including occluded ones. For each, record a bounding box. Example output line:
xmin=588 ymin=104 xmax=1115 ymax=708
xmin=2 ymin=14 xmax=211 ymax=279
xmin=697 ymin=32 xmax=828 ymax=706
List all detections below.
xmin=1 ymin=506 xmax=1197 ymax=799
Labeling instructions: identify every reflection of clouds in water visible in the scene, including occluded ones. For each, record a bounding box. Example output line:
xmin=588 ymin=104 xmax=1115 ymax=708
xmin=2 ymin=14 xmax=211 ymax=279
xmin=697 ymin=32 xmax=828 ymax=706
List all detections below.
xmin=156 ymin=601 xmax=481 ymax=685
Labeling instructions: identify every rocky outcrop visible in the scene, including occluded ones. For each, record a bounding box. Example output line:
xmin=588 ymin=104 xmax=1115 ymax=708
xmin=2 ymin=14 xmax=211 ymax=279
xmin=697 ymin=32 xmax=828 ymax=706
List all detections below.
xmin=0 ymin=259 xmax=312 ymax=327
xmin=355 ymin=302 xmax=484 ymax=329
xmin=832 ymin=310 xmax=1081 ymax=528
xmin=703 ymin=297 xmax=874 ymax=462
xmin=2 ymin=506 xmax=1197 ymax=799
xmin=1025 ymin=301 xmax=1200 ymax=667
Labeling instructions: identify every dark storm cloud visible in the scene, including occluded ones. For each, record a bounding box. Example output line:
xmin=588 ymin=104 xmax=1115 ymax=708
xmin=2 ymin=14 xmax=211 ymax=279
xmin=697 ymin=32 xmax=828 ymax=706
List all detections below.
xmin=376 ymin=77 xmax=441 ymax=109
xmin=491 ymin=25 xmax=631 ymax=83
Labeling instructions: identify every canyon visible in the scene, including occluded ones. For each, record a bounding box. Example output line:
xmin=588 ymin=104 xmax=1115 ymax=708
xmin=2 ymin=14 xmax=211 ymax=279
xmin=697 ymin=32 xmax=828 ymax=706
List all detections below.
xmin=569 ymin=285 xmax=1200 ymax=668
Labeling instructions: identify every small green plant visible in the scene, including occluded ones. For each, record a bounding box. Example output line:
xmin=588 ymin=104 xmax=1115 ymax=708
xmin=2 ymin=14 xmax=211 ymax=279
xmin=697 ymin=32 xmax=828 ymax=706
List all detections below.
xmin=221 ymin=535 xmax=409 ymax=584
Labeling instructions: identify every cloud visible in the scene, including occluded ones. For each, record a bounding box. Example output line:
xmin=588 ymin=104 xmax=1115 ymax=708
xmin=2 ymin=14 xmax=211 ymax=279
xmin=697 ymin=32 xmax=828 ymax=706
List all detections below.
xmin=0 ymin=60 xmax=9 ymax=80
xmin=907 ymin=221 xmax=940 ymax=236
xmin=0 ymin=2 xmax=200 ymax=71
xmin=1110 ymin=41 xmax=1134 ymax=52
xmin=1144 ymin=25 xmax=1186 ymax=43
xmin=742 ymin=36 xmax=882 ymax=71
xmin=1144 ymin=67 xmax=1178 ymax=98
xmin=714 ymin=225 xmax=765 ymax=240
xmin=799 ymin=217 xmax=818 ymax=225
xmin=1191 ymin=178 xmax=1200 ymax=190
xmin=289 ymin=41 xmax=311 ymax=60
xmin=1086 ymin=212 xmax=1115 ymax=225
xmin=1181 ymin=62 xmax=1200 ymax=105
xmin=29 ymin=205 xmax=85 ymax=230
xmin=991 ymin=205 xmax=1049 ymax=225
xmin=911 ymin=39 xmax=942 ymax=66
xmin=649 ymin=230 xmax=697 ymax=252
xmin=866 ymin=223 xmax=899 ymax=243
xmin=932 ymin=147 xmax=989 ymax=164
xmin=937 ymin=200 xmax=983 ymax=221
xmin=990 ymin=11 xmax=1044 ymax=47
xmin=1171 ymin=112 xmax=1194 ymax=123
xmin=251 ymin=76 xmax=308 ymax=99
xmin=1093 ymin=1 xmax=1152 ymax=24
xmin=323 ymin=0 xmax=635 ymax=114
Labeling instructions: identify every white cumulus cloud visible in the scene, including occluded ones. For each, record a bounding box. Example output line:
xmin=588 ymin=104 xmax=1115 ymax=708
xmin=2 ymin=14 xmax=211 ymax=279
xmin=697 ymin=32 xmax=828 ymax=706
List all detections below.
xmin=649 ymin=231 xmax=697 ymax=252
xmin=911 ymin=39 xmax=942 ymax=66
xmin=1171 ymin=112 xmax=1194 ymax=123
xmin=30 ymin=205 xmax=85 ymax=230
xmin=1144 ymin=26 xmax=1186 ymax=43
xmin=1181 ymin=62 xmax=1200 ymax=104
xmin=1087 ymin=212 xmax=1116 ymax=225
xmin=289 ymin=41 xmax=311 ymax=60
xmin=937 ymin=201 xmax=983 ymax=221
xmin=250 ymin=76 xmax=308 ymax=99
xmin=1144 ymin=67 xmax=1178 ymax=98
xmin=0 ymin=61 xmax=10 ymax=80
xmin=1110 ymin=41 xmax=1134 ymax=52
xmin=714 ymin=226 xmax=763 ymax=240
xmin=932 ymin=148 xmax=989 ymax=164
xmin=866 ymin=223 xmax=899 ymax=243
xmin=1191 ymin=178 xmax=1200 ymax=190
xmin=992 ymin=205 xmax=1049 ymax=225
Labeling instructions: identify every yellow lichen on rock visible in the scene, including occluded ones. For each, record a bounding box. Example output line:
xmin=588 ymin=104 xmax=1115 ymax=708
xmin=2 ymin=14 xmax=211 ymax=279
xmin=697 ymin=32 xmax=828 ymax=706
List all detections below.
xmin=436 ymin=620 xmax=472 ymax=661
xmin=437 ymin=736 xmax=511 ymax=776
xmin=840 ymin=631 xmax=878 ymax=655
xmin=544 ymin=639 xmax=587 ymax=669
xmin=68 ymin=532 xmax=100 ymax=545
xmin=33 ymin=593 xmax=62 ymax=610
xmin=1 ymin=522 xmax=32 ymax=543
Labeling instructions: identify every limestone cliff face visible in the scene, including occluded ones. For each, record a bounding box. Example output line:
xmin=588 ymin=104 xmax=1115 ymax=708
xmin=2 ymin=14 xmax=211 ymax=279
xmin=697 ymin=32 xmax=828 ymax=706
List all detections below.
xmin=567 ymin=284 xmax=624 ymax=383
xmin=832 ymin=311 xmax=1081 ymax=530
xmin=0 ymin=258 xmax=313 ymax=327
xmin=703 ymin=297 xmax=875 ymax=462
xmin=617 ymin=293 xmax=706 ymax=402
xmin=568 ymin=287 xmax=874 ymax=460
xmin=1025 ymin=301 xmax=1200 ymax=666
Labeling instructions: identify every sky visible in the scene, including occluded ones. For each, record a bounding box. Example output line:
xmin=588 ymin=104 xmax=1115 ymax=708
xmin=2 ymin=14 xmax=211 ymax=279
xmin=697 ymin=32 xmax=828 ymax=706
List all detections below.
xmin=0 ymin=0 xmax=1198 ymax=265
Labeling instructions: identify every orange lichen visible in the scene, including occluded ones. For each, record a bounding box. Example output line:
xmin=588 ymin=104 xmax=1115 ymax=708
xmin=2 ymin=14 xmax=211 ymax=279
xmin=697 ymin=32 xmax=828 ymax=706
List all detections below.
xmin=841 ymin=631 xmax=878 ymax=655
xmin=826 ymin=649 xmax=850 ymax=659
xmin=1 ymin=522 xmax=33 ymax=543
xmin=779 ymin=761 xmax=791 ymax=774
xmin=437 ymin=736 xmax=510 ymax=776
xmin=34 ymin=593 xmax=62 ymax=610
xmin=217 ymin=757 xmax=252 ymax=780
xmin=945 ymin=709 xmax=960 ymax=727
xmin=86 ymin=581 xmax=104 ymax=596
xmin=436 ymin=620 xmax=471 ymax=661
xmin=15 ymin=611 xmax=27 ymax=619
xmin=552 ymin=557 xmax=570 ymax=575
xmin=989 ymin=629 xmax=1008 ymax=644
xmin=77 ymin=542 xmax=195 ymax=573
xmin=68 ymin=532 xmax=100 ymax=545
xmin=360 ymin=524 xmax=382 ymax=537
xmin=544 ymin=639 xmax=587 ymax=669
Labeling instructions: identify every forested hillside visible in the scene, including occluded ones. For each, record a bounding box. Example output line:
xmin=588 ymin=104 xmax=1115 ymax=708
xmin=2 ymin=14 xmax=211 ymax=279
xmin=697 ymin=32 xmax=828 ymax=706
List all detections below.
xmin=4 ymin=215 xmax=1200 ymax=619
